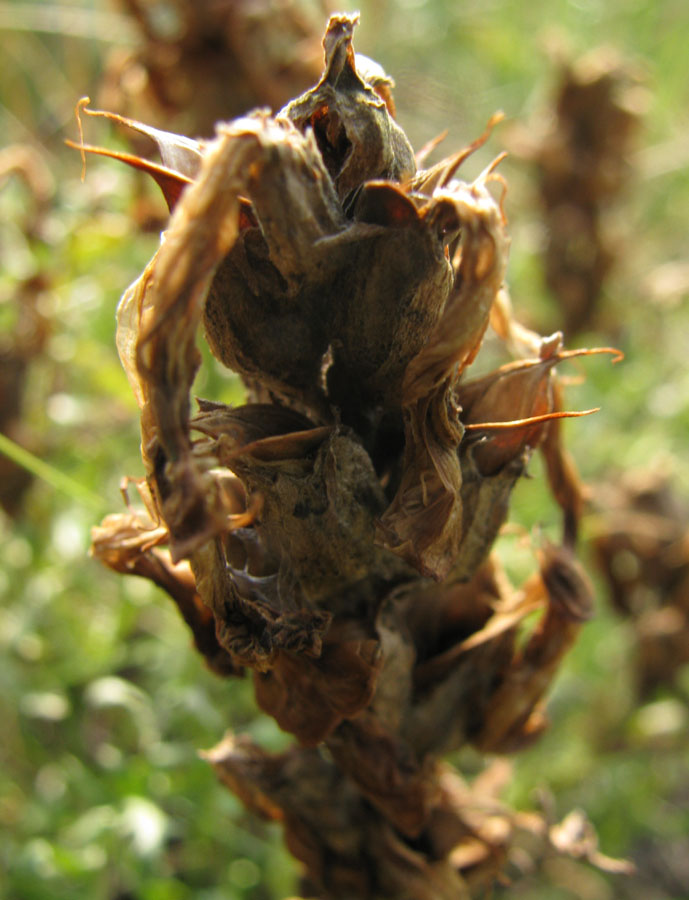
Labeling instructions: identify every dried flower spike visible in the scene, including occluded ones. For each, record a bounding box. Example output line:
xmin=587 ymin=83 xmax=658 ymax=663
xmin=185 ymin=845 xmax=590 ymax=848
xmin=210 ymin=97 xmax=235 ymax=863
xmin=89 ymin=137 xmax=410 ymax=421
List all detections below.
xmin=83 ymin=14 xmax=625 ymax=898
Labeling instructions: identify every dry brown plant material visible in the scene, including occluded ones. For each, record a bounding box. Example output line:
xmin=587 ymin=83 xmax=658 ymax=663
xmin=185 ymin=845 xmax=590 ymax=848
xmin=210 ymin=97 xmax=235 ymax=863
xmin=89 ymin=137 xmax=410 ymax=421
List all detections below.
xmin=99 ymin=0 xmax=333 ymax=231
xmin=512 ymin=47 xmax=645 ymax=335
xmin=81 ymin=14 xmax=626 ymax=897
xmin=101 ymin=0 xmax=333 ymax=137
xmin=591 ymin=468 xmax=689 ymax=697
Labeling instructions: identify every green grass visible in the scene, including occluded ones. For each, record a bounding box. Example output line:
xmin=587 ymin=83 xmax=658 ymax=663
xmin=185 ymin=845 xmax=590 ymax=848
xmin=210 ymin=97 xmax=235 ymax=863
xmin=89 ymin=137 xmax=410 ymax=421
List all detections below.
xmin=2 ymin=1 xmax=689 ymax=897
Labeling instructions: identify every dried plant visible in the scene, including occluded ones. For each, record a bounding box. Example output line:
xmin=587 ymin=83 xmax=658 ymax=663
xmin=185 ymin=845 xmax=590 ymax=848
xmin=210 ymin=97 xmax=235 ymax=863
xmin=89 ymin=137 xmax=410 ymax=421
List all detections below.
xmin=101 ymin=0 xmax=332 ymax=136
xmin=511 ymin=47 xmax=646 ymax=335
xmin=591 ymin=468 xmax=689 ymax=698
xmin=78 ymin=14 xmax=626 ymax=897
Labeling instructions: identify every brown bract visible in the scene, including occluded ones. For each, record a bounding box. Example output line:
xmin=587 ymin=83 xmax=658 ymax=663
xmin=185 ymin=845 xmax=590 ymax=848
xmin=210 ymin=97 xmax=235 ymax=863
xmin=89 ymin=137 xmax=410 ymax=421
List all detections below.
xmin=83 ymin=13 xmax=624 ymax=897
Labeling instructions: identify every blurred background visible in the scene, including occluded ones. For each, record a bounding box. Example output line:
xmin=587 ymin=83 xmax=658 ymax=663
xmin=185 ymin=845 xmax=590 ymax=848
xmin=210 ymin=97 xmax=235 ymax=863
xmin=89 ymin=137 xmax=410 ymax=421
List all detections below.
xmin=1 ymin=1 xmax=689 ymax=897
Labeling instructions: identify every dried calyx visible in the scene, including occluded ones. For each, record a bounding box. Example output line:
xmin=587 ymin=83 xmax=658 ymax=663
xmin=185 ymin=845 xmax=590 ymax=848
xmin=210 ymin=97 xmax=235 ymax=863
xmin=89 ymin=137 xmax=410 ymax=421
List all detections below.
xmin=83 ymin=13 xmax=624 ymax=898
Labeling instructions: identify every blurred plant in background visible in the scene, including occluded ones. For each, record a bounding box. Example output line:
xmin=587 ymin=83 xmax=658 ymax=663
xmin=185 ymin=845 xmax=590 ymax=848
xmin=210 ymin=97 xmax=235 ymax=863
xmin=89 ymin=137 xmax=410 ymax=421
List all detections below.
xmin=508 ymin=44 xmax=647 ymax=336
xmin=99 ymin=0 xmax=332 ymax=136
xmin=1 ymin=1 xmax=689 ymax=898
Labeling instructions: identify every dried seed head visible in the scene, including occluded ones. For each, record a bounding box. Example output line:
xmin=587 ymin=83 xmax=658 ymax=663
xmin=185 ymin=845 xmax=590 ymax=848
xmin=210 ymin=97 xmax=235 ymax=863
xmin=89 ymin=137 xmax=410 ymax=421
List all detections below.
xmin=78 ymin=12 xmax=626 ymax=893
